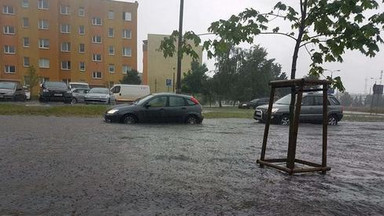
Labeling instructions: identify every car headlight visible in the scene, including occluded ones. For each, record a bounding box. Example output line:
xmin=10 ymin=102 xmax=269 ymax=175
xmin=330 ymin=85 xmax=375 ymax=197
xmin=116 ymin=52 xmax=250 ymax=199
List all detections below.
xmin=43 ymin=89 xmax=49 ymax=92
xmin=107 ymin=109 xmax=118 ymax=114
xmin=271 ymin=108 xmax=279 ymax=113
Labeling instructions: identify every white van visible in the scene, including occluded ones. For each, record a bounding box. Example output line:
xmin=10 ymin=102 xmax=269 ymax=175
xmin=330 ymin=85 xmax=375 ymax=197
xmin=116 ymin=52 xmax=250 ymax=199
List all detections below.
xmin=110 ymin=84 xmax=150 ymax=103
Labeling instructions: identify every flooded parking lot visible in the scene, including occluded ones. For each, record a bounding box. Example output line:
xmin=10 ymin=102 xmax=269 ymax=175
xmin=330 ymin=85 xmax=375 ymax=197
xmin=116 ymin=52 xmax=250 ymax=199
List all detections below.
xmin=0 ymin=115 xmax=383 ymax=215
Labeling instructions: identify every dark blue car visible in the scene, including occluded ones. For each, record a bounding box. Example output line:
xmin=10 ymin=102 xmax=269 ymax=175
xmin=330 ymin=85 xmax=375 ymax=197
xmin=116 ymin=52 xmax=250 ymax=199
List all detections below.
xmin=104 ymin=93 xmax=204 ymax=124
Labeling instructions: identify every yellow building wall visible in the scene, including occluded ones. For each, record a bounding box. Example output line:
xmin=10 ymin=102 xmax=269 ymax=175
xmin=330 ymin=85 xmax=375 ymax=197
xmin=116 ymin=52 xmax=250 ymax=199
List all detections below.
xmin=144 ymin=34 xmax=203 ymax=93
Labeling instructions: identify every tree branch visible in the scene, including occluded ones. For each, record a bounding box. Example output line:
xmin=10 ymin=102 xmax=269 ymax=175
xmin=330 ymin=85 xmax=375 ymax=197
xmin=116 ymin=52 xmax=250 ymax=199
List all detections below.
xmin=259 ymin=32 xmax=297 ymax=41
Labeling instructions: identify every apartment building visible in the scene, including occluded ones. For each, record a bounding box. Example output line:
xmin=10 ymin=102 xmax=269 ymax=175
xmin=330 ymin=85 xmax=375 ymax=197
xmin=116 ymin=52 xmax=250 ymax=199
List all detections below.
xmin=0 ymin=0 xmax=138 ymax=88
xmin=142 ymin=34 xmax=202 ymax=93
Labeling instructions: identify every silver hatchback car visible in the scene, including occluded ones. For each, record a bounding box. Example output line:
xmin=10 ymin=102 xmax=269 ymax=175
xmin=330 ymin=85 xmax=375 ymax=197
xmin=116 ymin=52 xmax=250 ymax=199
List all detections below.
xmin=254 ymin=93 xmax=343 ymax=125
xmin=84 ymin=88 xmax=116 ymax=105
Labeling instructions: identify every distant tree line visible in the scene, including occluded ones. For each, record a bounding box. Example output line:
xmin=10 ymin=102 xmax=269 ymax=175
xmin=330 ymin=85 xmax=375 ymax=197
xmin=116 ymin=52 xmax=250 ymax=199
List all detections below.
xmin=181 ymin=45 xmax=288 ymax=106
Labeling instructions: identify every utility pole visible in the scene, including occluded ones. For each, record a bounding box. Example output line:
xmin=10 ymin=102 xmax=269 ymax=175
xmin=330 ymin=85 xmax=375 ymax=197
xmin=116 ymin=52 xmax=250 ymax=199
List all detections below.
xmin=176 ymin=0 xmax=184 ymax=94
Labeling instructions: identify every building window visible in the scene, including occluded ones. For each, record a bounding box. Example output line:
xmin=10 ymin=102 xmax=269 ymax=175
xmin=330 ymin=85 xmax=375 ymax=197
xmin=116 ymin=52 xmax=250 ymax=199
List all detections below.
xmin=3 ymin=6 xmax=15 ymax=15
xmin=123 ymin=12 xmax=132 ymax=21
xmin=79 ymin=62 xmax=85 ymax=71
xmin=108 ymin=46 xmax=115 ymax=55
xmin=92 ymin=54 xmax=102 ymax=62
xmin=61 ymin=42 xmax=71 ymax=52
xmin=61 ymin=61 xmax=71 ymax=70
xmin=122 ymin=29 xmax=132 ymax=39
xmin=122 ymin=47 xmax=132 ymax=57
xmin=78 ymin=7 xmax=85 ymax=16
xmin=109 ymin=64 xmax=115 ymax=73
xmin=79 ymin=25 xmax=85 ymax=35
xmin=38 ymin=0 xmax=48 ymax=10
xmin=4 ymin=65 xmax=16 ymax=73
xmin=60 ymin=5 xmax=70 ymax=15
xmin=4 ymin=45 xmax=16 ymax=54
xmin=22 ymin=0 xmax=29 ymax=8
xmin=23 ymin=37 xmax=30 ymax=47
xmin=79 ymin=43 xmax=85 ymax=53
xmin=39 ymin=59 xmax=50 ymax=68
xmin=92 ymin=71 xmax=102 ymax=79
xmin=108 ymin=28 xmax=114 ymax=37
xmin=122 ymin=65 xmax=131 ymax=74
xmin=23 ymin=57 xmax=30 ymax=67
xmin=3 ymin=26 xmax=15 ymax=34
xmin=22 ymin=17 xmax=29 ymax=28
xmin=39 ymin=39 xmax=50 ymax=49
xmin=108 ymin=10 xmax=114 ymax=19
xmin=38 ymin=19 xmax=48 ymax=29
xmin=92 ymin=35 xmax=102 ymax=43
xmin=91 ymin=17 xmax=102 ymax=25
xmin=60 ymin=24 xmax=70 ymax=33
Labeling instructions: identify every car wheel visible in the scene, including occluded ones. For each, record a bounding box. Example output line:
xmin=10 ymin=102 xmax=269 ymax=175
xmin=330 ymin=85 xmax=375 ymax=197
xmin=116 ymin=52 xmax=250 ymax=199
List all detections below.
xmin=123 ymin=114 xmax=137 ymax=124
xmin=71 ymin=98 xmax=77 ymax=104
xmin=328 ymin=115 xmax=338 ymax=125
xmin=185 ymin=115 xmax=199 ymax=124
xmin=279 ymin=115 xmax=290 ymax=126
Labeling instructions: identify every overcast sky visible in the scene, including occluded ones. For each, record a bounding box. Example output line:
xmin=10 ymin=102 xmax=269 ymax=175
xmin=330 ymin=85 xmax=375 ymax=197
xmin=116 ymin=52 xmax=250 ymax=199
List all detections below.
xmin=124 ymin=0 xmax=384 ymax=94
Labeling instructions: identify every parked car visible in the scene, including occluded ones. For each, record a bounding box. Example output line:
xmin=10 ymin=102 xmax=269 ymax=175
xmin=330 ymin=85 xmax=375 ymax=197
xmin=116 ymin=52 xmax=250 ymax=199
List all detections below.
xmin=0 ymin=81 xmax=26 ymax=101
xmin=254 ymin=93 xmax=343 ymax=125
xmin=70 ymin=88 xmax=90 ymax=104
xmin=110 ymin=84 xmax=150 ymax=103
xmin=39 ymin=81 xmax=72 ymax=103
xmin=68 ymin=82 xmax=90 ymax=90
xmin=84 ymin=88 xmax=116 ymax=105
xmin=238 ymin=97 xmax=270 ymax=109
xmin=104 ymin=93 xmax=204 ymax=124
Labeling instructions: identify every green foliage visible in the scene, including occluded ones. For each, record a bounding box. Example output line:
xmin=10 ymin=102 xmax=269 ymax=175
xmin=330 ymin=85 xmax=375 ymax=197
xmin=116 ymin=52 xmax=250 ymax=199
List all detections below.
xmin=160 ymin=1 xmax=384 ymax=93
xmin=120 ymin=69 xmax=141 ymax=84
xmin=159 ymin=30 xmax=201 ymax=61
xmin=205 ymin=45 xmax=287 ymax=104
xmin=181 ymin=61 xmax=208 ymax=95
xmin=202 ymin=1 xmax=384 ymax=91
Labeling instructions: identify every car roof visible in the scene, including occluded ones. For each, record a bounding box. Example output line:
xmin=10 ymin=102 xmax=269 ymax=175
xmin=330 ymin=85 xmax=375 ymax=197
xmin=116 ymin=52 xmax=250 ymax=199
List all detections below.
xmin=152 ymin=92 xmax=192 ymax=98
xmin=69 ymin=82 xmax=89 ymax=85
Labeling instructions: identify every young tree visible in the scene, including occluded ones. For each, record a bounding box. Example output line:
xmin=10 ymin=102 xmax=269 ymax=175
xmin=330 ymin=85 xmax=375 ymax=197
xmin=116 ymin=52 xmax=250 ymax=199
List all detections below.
xmin=25 ymin=66 xmax=40 ymax=97
xmin=120 ymin=69 xmax=141 ymax=84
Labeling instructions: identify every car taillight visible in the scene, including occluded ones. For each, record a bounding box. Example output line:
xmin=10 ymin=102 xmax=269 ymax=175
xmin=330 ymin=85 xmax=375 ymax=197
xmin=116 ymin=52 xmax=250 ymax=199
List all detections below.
xmin=190 ymin=97 xmax=200 ymax=105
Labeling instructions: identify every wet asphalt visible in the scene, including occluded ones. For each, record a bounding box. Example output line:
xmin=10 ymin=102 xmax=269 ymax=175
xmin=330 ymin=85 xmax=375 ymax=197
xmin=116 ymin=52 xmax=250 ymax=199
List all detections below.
xmin=0 ymin=115 xmax=383 ymax=215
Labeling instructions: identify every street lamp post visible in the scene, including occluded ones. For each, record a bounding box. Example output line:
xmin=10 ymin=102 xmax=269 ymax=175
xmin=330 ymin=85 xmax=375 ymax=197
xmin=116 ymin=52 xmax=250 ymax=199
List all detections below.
xmin=325 ymin=69 xmax=341 ymax=79
xmin=176 ymin=0 xmax=184 ymax=94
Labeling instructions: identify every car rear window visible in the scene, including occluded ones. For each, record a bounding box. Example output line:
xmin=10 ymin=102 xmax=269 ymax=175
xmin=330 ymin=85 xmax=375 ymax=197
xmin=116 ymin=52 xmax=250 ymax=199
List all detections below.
xmin=44 ymin=82 xmax=68 ymax=89
xmin=169 ymin=96 xmax=186 ymax=107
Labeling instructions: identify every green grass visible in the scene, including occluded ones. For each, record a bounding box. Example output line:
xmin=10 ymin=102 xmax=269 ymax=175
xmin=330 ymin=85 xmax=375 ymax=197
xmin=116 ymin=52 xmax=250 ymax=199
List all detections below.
xmin=0 ymin=103 xmax=383 ymax=122
xmin=0 ymin=103 xmax=108 ymax=117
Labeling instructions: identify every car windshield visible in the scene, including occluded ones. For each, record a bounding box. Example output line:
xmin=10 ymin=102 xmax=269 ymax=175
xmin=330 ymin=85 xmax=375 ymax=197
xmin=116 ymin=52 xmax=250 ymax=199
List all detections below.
xmin=275 ymin=94 xmax=291 ymax=105
xmin=0 ymin=82 xmax=16 ymax=89
xmin=133 ymin=94 xmax=154 ymax=105
xmin=89 ymin=88 xmax=109 ymax=94
xmin=44 ymin=82 xmax=68 ymax=89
